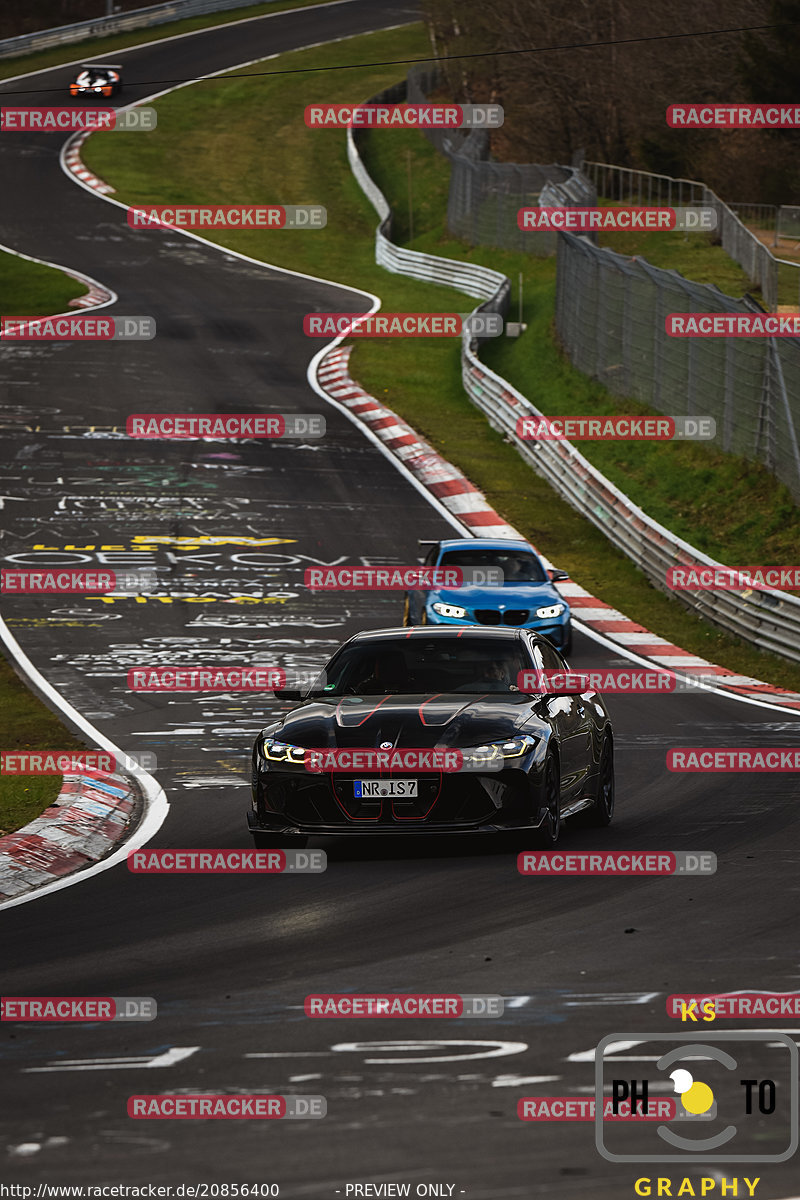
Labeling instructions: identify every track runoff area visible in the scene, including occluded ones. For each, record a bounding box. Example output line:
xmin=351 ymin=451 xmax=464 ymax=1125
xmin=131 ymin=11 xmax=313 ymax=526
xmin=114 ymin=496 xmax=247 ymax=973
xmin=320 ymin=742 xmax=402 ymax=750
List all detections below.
xmin=1 ymin=5 xmax=799 ymax=1200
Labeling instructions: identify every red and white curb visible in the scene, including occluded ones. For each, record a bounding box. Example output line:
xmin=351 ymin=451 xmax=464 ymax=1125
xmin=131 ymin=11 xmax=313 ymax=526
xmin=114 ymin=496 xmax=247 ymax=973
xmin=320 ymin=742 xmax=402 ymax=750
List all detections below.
xmin=63 ymin=131 xmax=115 ymax=196
xmin=68 ymin=276 xmax=113 ymax=308
xmin=316 ymin=345 xmax=800 ymax=714
xmin=0 ymin=241 xmax=115 ymax=314
xmin=0 ymin=770 xmax=139 ymax=902
xmin=318 ymin=346 xmax=518 ymax=539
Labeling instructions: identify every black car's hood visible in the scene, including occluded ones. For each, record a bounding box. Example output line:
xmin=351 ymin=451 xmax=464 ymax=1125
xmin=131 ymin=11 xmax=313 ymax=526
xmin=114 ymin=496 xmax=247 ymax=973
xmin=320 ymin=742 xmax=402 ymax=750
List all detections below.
xmin=269 ymin=692 xmax=540 ymax=748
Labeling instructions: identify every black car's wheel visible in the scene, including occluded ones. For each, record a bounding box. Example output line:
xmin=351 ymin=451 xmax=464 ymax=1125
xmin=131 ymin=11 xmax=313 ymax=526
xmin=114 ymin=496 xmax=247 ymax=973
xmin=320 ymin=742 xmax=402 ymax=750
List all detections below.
xmin=590 ymin=736 xmax=614 ymax=826
xmin=402 ymin=594 xmax=411 ymax=626
xmin=535 ymin=753 xmax=561 ymax=847
xmin=252 ymin=832 xmax=309 ymax=850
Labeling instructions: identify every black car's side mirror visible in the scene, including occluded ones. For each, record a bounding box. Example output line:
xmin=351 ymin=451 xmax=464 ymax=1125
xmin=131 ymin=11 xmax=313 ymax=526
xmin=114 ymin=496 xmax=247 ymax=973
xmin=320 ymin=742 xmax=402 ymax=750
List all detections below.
xmin=273 ymin=687 xmax=305 ymax=701
xmin=548 ymin=568 xmax=569 ymax=582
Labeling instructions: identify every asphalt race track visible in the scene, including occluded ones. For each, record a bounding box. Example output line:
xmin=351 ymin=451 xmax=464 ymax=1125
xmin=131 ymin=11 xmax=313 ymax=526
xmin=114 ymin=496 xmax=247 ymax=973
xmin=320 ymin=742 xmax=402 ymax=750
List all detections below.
xmin=1 ymin=3 xmax=800 ymax=1196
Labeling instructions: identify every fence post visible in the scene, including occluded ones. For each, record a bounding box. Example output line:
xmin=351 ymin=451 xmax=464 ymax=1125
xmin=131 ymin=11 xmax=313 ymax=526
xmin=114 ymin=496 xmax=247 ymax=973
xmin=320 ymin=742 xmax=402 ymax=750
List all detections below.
xmin=755 ymin=343 xmax=777 ymax=473
xmin=723 ymin=336 xmax=735 ymax=454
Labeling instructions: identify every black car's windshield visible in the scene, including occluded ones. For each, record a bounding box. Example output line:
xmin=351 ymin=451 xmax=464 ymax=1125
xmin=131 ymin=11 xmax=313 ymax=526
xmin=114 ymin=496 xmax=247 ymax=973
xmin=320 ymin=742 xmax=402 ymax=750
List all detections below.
xmin=439 ymin=548 xmax=547 ymax=584
xmin=318 ymin=638 xmax=529 ymax=696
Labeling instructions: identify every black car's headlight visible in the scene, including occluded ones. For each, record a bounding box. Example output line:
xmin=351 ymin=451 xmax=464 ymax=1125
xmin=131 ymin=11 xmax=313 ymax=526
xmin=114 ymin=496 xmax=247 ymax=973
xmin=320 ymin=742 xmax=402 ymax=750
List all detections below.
xmin=257 ymin=735 xmax=307 ymax=765
xmin=461 ymin=734 xmax=540 ymax=770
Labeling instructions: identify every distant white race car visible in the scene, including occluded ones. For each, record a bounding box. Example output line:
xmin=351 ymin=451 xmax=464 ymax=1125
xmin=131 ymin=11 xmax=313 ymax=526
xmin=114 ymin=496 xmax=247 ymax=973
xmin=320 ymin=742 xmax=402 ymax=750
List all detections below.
xmin=69 ymin=64 xmax=122 ymax=98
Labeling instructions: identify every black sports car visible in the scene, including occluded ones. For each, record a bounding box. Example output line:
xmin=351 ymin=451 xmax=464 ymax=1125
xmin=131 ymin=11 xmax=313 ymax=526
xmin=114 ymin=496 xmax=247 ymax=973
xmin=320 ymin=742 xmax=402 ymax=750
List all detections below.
xmin=248 ymin=626 xmax=614 ymax=846
xmin=69 ymin=64 xmax=122 ymax=98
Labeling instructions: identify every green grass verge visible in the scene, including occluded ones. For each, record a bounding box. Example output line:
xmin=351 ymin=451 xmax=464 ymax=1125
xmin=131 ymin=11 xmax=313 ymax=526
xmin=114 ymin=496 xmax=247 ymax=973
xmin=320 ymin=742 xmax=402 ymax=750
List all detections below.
xmin=0 ymin=652 xmax=86 ymax=836
xmin=595 ymin=221 xmax=754 ymax=296
xmin=80 ymin=23 xmax=800 ymax=692
xmin=0 ymin=0 xmax=356 ymax=82
xmin=0 ymin=249 xmax=88 ymax=314
xmin=593 ymin=215 xmax=799 ymax=309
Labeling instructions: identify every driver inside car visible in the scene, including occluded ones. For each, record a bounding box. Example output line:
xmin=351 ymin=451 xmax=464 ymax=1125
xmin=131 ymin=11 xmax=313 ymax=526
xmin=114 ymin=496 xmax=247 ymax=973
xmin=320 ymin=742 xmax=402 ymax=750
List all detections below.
xmin=474 ymin=658 xmax=514 ymax=691
xmin=352 ymin=650 xmax=410 ymax=694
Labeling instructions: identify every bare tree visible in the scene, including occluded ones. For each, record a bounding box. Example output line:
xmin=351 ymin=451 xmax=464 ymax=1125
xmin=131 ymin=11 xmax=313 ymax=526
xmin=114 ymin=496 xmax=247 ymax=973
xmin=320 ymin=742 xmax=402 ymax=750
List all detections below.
xmin=421 ymin=0 xmax=788 ymax=199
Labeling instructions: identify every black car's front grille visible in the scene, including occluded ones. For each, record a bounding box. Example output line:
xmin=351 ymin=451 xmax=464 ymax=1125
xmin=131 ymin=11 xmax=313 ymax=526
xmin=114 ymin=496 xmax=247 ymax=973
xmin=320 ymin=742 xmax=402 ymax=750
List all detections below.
xmin=474 ymin=609 xmax=529 ymax=626
xmin=274 ymin=772 xmax=518 ymax=829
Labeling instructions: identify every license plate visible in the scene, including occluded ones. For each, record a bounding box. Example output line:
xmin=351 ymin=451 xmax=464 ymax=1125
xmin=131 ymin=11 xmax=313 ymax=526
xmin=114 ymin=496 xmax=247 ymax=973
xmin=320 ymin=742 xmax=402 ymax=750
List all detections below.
xmin=354 ymin=779 xmax=418 ymax=798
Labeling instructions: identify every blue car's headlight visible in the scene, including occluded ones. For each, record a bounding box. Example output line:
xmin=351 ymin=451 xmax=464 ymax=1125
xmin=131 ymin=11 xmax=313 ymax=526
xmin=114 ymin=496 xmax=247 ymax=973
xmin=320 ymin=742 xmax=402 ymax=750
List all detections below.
xmin=258 ymin=735 xmax=306 ymax=765
xmin=461 ymin=734 xmax=540 ymax=770
xmin=535 ymin=603 xmax=566 ymax=619
xmin=432 ymin=601 xmax=467 ymax=619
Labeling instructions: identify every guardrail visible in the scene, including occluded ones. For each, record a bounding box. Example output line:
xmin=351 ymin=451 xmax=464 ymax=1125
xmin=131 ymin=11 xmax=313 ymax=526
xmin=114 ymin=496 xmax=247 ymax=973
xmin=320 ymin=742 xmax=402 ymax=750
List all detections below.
xmin=347 ymin=86 xmax=800 ymax=665
xmin=0 ymin=0 xmax=272 ymax=61
xmin=347 ymin=84 xmax=510 ymax=320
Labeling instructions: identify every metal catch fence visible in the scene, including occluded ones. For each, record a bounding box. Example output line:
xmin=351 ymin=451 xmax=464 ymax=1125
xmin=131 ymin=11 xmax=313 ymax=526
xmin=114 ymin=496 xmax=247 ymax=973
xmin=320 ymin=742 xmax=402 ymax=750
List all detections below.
xmin=553 ymin=230 xmax=800 ymax=504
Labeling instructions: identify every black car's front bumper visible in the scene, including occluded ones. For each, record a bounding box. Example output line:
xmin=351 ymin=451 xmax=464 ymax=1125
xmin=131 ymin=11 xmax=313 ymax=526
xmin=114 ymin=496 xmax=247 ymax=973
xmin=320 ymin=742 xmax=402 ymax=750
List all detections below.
xmin=250 ymin=763 xmax=548 ymax=836
xmin=247 ymin=811 xmax=546 ymax=837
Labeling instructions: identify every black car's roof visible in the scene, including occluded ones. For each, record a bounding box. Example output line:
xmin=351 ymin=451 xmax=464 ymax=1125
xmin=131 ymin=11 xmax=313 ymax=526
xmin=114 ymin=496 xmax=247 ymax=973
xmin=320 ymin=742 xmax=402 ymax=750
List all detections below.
xmin=346 ymin=626 xmax=532 ymax=645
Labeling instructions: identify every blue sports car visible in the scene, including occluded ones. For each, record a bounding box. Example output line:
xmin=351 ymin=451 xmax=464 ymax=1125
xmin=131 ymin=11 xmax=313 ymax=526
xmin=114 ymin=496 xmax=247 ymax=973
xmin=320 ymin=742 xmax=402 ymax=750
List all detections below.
xmin=403 ymin=537 xmax=572 ymax=655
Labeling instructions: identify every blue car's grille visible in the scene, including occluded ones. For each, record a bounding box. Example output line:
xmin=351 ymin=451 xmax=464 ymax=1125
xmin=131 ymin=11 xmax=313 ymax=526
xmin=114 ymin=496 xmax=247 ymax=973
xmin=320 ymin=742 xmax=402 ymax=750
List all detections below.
xmin=474 ymin=609 xmax=529 ymax=626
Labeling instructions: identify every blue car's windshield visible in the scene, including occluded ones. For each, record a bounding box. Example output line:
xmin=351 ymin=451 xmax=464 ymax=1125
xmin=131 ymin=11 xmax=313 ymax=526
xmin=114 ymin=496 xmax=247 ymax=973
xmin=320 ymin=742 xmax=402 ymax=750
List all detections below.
xmin=439 ymin=548 xmax=547 ymax=584
xmin=318 ymin=638 xmax=529 ymax=695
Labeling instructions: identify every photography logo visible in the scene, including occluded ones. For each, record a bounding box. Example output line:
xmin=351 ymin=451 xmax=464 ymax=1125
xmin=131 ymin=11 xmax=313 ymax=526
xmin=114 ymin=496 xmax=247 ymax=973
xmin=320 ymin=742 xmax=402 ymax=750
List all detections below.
xmin=595 ymin=1031 xmax=798 ymax=1163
